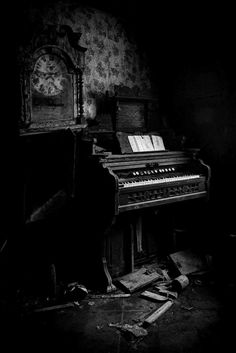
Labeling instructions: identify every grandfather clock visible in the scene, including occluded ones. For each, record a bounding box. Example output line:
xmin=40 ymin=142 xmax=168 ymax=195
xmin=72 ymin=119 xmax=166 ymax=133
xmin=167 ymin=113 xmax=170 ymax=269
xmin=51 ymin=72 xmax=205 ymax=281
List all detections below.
xmin=17 ymin=25 xmax=88 ymax=224
xmin=15 ymin=25 xmax=89 ymax=296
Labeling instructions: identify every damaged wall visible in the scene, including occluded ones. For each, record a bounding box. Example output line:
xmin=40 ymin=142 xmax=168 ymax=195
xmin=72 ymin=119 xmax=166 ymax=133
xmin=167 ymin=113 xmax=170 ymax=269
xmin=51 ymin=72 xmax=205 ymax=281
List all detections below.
xmin=21 ymin=1 xmax=155 ymax=124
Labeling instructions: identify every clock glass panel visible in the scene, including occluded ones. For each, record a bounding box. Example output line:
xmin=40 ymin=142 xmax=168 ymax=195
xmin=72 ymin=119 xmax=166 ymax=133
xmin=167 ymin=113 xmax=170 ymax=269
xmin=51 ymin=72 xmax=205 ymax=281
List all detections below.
xmin=31 ymin=54 xmax=66 ymax=96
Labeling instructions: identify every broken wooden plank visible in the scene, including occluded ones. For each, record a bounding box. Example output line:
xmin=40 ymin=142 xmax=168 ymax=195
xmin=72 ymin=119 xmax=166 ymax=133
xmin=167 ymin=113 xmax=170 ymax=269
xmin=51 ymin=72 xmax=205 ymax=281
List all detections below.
xmin=34 ymin=302 xmax=74 ymax=312
xmin=143 ymin=300 xmax=173 ymax=326
xmin=141 ymin=290 xmax=168 ymax=302
xmin=116 ymin=267 xmax=162 ymax=293
xmin=161 ymin=269 xmax=171 ymax=281
xmin=155 ymin=288 xmax=178 ymax=300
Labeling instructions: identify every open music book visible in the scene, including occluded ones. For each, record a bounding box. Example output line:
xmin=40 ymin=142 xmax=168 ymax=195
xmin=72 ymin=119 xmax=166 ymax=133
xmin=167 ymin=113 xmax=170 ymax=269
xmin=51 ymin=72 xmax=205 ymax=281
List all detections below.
xmin=128 ymin=135 xmax=165 ymax=152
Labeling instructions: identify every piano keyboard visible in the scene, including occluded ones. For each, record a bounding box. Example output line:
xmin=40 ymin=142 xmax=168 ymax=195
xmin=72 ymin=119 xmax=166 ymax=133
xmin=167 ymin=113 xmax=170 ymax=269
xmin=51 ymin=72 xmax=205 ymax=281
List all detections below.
xmin=119 ymin=174 xmax=201 ymax=188
xmin=90 ymin=150 xmax=210 ymax=214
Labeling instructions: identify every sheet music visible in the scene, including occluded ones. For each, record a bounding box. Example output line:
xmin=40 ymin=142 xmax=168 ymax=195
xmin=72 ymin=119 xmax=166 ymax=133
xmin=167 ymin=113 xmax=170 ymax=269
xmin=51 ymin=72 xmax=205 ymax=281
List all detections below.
xmin=128 ymin=134 xmax=165 ymax=152
xmin=128 ymin=135 xmax=139 ymax=152
xmin=152 ymin=135 xmax=165 ymax=151
xmin=134 ymin=136 xmax=146 ymax=151
xmin=143 ymin=135 xmax=154 ymax=151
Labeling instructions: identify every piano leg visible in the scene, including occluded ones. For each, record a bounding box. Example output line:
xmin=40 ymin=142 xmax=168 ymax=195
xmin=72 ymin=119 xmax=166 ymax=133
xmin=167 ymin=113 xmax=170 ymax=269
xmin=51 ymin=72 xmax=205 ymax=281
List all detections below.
xmin=127 ymin=214 xmax=143 ymax=273
xmin=128 ymin=223 xmax=135 ymax=273
xmin=101 ymin=226 xmax=116 ymax=293
xmin=102 ymin=256 xmax=116 ymax=293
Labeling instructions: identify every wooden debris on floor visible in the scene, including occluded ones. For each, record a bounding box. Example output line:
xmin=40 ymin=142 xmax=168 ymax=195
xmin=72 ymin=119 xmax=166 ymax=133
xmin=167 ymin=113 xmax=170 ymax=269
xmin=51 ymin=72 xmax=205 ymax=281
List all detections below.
xmin=154 ymin=281 xmax=172 ymax=289
xmin=34 ymin=302 xmax=75 ymax=312
xmin=90 ymin=293 xmax=131 ymax=299
xmin=161 ymin=269 xmax=171 ymax=281
xmin=154 ymin=274 xmax=189 ymax=294
xmin=155 ymin=287 xmax=178 ymax=299
xmin=108 ymin=323 xmax=148 ymax=339
xmin=139 ymin=273 xmax=190 ymax=327
xmin=141 ymin=290 xmax=169 ymax=302
xmin=169 ymin=249 xmax=207 ymax=275
xmin=116 ymin=267 xmax=163 ymax=293
xmin=143 ymin=300 xmax=174 ymax=326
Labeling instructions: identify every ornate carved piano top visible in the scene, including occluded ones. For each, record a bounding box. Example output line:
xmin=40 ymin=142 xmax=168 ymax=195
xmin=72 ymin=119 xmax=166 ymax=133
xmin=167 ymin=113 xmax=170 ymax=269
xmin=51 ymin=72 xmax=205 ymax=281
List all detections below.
xmin=79 ymin=131 xmax=211 ymax=292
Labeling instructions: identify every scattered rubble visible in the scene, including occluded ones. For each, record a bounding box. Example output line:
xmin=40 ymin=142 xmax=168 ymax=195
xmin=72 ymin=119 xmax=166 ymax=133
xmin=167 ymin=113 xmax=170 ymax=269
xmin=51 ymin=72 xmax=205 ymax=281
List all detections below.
xmin=14 ymin=257 xmax=193 ymax=344
xmin=89 ymin=293 xmax=131 ymax=299
xmin=108 ymin=322 xmax=148 ymax=340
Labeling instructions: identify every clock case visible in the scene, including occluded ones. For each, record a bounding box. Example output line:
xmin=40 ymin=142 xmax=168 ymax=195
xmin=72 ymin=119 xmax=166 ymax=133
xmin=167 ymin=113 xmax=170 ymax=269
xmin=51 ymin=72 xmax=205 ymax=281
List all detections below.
xmin=18 ymin=25 xmax=87 ymax=134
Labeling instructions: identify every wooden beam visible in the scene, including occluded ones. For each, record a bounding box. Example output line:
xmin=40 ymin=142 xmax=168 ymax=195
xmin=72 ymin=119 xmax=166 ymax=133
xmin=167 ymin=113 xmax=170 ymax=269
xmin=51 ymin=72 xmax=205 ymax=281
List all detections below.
xmin=143 ymin=300 xmax=173 ymax=326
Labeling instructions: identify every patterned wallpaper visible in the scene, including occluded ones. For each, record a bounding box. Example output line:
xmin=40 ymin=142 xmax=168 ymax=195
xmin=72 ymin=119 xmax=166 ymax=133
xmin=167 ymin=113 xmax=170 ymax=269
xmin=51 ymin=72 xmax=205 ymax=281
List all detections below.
xmin=24 ymin=1 xmax=155 ymax=123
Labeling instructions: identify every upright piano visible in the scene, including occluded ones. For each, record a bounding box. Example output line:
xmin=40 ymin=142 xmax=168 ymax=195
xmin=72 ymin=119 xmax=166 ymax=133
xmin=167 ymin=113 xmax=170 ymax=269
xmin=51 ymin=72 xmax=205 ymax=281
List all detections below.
xmin=80 ymin=134 xmax=211 ymax=292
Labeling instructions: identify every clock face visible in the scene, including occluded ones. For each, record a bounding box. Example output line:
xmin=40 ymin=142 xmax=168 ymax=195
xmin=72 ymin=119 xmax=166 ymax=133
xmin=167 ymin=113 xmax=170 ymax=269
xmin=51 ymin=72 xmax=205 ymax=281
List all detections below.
xmin=31 ymin=54 xmax=66 ymax=96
